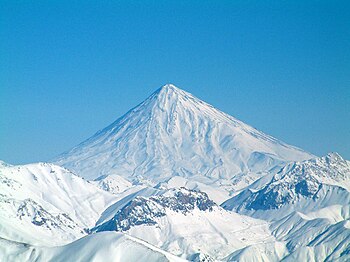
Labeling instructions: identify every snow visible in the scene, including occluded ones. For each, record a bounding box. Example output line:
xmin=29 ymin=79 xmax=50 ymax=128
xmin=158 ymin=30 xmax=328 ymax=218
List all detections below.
xmin=0 ymin=232 xmax=185 ymax=262
xmin=54 ymin=84 xmax=313 ymax=198
xmin=92 ymin=175 xmax=133 ymax=195
xmin=1 ymin=84 xmax=349 ymax=261
xmin=96 ymin=205 xmax=274 ymax=260
xmin=221 ymin=153 xmax=350 ymax=261
xmin=222 ymin=153 xmax=350 ymax=216
xmin=0 ymin=162 xmax=117 ymax=246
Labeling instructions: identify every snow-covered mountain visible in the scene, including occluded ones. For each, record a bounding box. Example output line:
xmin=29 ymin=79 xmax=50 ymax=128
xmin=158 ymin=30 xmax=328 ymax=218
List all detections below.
xmin=0 ymin=161 xmax=116 ymax=246
xmin=222 ymin=153 xmax=350 ymax=217
xmin=54 ymin=84 xmax=313 ymax=195
xmin=91 ymin=175 xmax=133 ymax=195
xmin=0 ymin=232 xmax=185 ymax=262
xmin=92 ymin=187 xmax=274 ymax=261
xmin=221 ymin=153 xmax=350 ymax=261
xmin=93 ymin=187 xmax=216 ymax=232
xmin=2 ymin=84 xmax=349 ymax=261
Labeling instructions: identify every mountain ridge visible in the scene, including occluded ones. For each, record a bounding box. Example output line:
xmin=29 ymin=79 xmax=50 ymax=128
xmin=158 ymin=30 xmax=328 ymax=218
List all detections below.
xmin=54 ymin=84 xmax=313 ymax=190
xmin=1 ymin=84 xmax=349 ymax=261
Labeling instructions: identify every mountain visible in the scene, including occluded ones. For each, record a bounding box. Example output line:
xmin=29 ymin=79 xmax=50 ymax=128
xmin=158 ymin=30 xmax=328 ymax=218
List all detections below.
xmin=92 ymin=187 xmax=216 ymax=232
xmin=92 ymin=187 xmax=274 ymax=261
xmin=0 ymin=232 xmax=185 ymax=262
xmin=222 ymin=153 xmax=350 ymax=217
xmin=221 ymin=153 xmax=350 ymax=261
xmin=91 ymin=175 xmax=133 ymax=195
xmin=3 ymin=84 xmax=348 ymax=261
xmin=0 ymin=161 xmax=116 ymax=246
xmin=54 ymin=84 xmax=313 ymax=196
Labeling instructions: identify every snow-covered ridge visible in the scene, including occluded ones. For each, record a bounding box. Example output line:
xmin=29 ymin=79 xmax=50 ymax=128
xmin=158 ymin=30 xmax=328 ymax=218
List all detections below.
xmin=222 ymin=153 xmax=350 ymax=212
xmin=220 ymin=153 xmax=350 ymax=261
xmin=92 ymin=175 xmax=133 ymax=195
xmin=92 ymin=186 xmax=275 ymax=260
xmin=0 ymin=161 xmax=116 ymax=246
xmin=273 ymin=152 xmax=350 ymax=191
xmin=2 ymin=84 xmax=349 ymax=261
xmin=54 ymin=84 xmax=313 ymax=188
xmin=0 ymin=232 xmax=186 ymax=262
xmin=93 ymin=187 xmax=216 ymax=232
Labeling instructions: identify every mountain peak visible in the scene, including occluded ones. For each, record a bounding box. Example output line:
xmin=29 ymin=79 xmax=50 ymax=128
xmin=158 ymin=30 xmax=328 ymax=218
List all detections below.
xmin=325 ymin=152 xmax=343 ymax=162
xmin=55 ymin=84 xmax=313 ymax=181
xmin=158 ymin=83 xmax=179 ymax=92
xmin=152 ymin=83 xmax=192 ymax=106
xmin=141 ymin=83 xmax=205 ymax=118
xmin=93 ymin=187 xmax=216 ymax=232
xmin=222 ymin=152 xmax=350 ymax=214
xmin=154 ymin=84 xmax=184 ymax=97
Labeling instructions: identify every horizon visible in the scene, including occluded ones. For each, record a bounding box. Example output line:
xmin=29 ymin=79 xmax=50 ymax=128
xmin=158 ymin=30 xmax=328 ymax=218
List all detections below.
xmin=1 ymin=1 xmax=349 ymax=164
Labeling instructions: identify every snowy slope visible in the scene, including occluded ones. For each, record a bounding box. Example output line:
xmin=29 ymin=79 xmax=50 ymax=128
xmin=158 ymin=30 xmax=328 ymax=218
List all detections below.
xmin=155 ymin=175 xmax=230 ymax=203
xmin=221 ymin=153 xmax=350 ymax=261
xmin=93 ymin=187 xmax=216 ymax=231
xmin=280 ymin=219 xmax=350 ymax=262
xmin=0 ymin=162 xmax=117 ymax=246
xmin=0 ymin=232 xmax=185 ymax=262
xmin=222 ymin=153 xmax=350 ymax=217
xmin=92 ymin=187 xmax=275 ymax=260
xmin=3 ymin=84 xmax=349 ymax=261
xmin=54 ymin=84 xmax=313 ymax=194
xmin=91 ymin=175 xmax=133 ymax=195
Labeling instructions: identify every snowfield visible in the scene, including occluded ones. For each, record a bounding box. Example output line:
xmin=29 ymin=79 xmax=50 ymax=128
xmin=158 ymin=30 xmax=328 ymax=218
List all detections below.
xmin=0 ymin=232 xmax=185 ymax=262
xmin=0 ymin=162 xmax=116 ymax=246
xmin=54 ymin=84 xmax=313 ymax=193
xmin=1 ymin=84 xmax=349 ymax=261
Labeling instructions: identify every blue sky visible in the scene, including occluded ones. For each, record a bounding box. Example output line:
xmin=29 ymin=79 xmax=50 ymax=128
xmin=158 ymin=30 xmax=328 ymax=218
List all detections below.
xmin=1 ymin=1 xmax=349 ymax=164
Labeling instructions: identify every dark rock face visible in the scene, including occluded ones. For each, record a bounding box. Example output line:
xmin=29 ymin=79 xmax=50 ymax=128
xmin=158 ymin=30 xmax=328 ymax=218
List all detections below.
xmin=93 ymin=187 xmax=216 ymax=232
xmin=223 ymin=153 xmax=350 ymax=212
xmin=16 ymin=198 xmax=80 ymax=231
xmin=247 ymin=186 xmax=294 ymax=211
xmin=152 ymin=188 xmax=215 ymax=213
xmin=295 ymin=180 xmax=319 ymax=197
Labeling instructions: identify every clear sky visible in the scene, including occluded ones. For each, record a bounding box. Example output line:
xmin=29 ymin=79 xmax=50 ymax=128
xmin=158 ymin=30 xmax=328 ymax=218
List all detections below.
xmin=1 ymin=1 xmax=349 ymax=164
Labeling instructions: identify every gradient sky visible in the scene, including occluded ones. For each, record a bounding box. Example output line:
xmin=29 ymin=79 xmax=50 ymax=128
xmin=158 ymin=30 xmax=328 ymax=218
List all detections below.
xmin=1 ymin=0 xmax=349 ymax=164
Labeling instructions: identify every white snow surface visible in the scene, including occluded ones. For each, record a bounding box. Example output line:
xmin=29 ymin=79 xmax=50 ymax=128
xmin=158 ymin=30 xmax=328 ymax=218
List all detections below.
xmin=54 ymin=84 xmax=313 ymax=193
xmin=98 ymin=206 xmax=275 ymax=260
xmin=2 ymin=85 xmax=349 ymax=261
xmin=222 ymin=153 xmax=350 ymax=216
xmin=0 ymin=162 xmax=116 ymax=246
xmin=221 ymin=153 xmax=350 ymax=261
xmin=91 ymin=174 xmax=133 ymax=195
xmin=0 ymin=232 xmax=185 ymax=262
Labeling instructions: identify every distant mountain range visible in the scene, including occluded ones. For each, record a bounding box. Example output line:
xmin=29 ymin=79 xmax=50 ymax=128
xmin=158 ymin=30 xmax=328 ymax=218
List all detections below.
xmin=1 ymin=84 xmax=348 ymax=261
